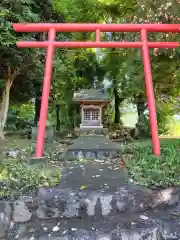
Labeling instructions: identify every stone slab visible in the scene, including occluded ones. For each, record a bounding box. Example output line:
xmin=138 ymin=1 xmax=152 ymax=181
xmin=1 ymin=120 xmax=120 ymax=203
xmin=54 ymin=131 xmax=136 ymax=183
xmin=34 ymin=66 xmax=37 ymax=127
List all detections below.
xmin=8 ymin=218 xmax=180 ymax=240
xmin=65 ymin=135 xmax=120 ymax=160
xmin=67 ymin=135 xmax=119 ymax=151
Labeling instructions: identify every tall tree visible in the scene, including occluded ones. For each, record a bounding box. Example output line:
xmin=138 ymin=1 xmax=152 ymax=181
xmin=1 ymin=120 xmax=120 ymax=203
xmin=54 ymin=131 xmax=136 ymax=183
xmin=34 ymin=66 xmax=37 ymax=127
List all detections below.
xmin=0 ymin=0 xmax=64 ymax=137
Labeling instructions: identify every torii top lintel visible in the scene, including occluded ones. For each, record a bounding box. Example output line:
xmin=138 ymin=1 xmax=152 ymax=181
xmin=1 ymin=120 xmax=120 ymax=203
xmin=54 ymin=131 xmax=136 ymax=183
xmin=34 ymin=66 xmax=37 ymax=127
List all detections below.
xmin=13 ymin=23 xmax=180 ymax=33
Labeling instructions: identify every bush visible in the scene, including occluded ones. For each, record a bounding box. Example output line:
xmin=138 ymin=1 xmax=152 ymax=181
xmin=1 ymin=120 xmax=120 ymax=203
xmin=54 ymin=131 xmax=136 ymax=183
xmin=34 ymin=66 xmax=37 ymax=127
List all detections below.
xmin=135 ymin=99 xmax=174 ymax=137
xmin=0 ymin=160 xmax=60 ymax=200
xmin=124 ymin=139 xmax=180 ymax=188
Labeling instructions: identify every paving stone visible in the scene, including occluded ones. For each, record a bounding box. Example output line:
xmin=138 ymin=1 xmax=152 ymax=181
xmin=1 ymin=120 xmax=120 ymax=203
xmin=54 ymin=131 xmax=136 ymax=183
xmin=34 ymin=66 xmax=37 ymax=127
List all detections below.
xmin=0 ymin=201 xmax=12 ymax=238
xmin=13 ymin=201 xmax=32 ymax=223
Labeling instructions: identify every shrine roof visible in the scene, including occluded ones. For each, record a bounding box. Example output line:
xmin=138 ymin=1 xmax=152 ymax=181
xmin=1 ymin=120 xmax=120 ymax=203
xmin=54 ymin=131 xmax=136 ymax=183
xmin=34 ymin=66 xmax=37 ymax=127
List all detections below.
xmin=73 ymin=89 xmax=110 ymax=102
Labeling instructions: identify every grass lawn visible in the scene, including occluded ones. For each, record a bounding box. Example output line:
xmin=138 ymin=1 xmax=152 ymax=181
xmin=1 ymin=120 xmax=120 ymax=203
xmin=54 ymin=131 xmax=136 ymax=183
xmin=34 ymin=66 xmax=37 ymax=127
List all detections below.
xmin=124 ymin=138 xmax=180 ymax=188
xmin=0 ymin=136 xmax=31 ymax=160
xmin=0 ymin=136 xmax=60 ymax=200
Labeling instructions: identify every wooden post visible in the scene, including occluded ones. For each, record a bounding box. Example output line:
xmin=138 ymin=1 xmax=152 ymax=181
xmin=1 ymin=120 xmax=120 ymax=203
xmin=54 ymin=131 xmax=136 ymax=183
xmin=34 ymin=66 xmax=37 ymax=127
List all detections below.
xmin=99 ymin=106 xmax=102 ymax=125
xmin=81 ymin=105 xmax=84 ymax=126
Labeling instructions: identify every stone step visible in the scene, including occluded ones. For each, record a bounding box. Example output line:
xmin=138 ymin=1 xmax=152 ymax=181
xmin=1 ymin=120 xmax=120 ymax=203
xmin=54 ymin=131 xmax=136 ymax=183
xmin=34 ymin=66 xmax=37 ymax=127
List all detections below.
xmin=11 ymin=185 xmax=180 ymax=222
xmin=2 ymin=186 xmax=180 ymax=239
xmin=8 ymin=219 xmax=180 ymax=239
xmin=66 ymin=149 xmax=119 ymax=160
xmin=33 ymin=186 xmax=152 ymax=219
xmin=65 ymin=135 xmax=120 ymax=160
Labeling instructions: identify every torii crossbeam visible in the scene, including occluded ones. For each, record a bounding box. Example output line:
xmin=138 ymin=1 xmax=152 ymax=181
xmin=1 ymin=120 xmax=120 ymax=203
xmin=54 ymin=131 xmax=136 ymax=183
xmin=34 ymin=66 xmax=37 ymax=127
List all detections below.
xmin=13 ymin=23 xmax=180 ymax=158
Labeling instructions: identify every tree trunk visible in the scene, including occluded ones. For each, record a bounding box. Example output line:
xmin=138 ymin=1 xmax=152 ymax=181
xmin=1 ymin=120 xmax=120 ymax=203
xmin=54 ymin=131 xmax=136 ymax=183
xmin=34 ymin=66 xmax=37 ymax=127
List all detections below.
xmin=66 ymin=87 xmax=74 ymax=130
xmin=75 ymin=103 xmax=81 ymax=127
xmin=56 ymin=104 xmax=60 ymax=131
xmin=0 ymin=79 xmax=11 ymax=139
xmin=33 ymin=82 xmax=42 ymax=126
xmin=68 ymin=103 xmax=75 ymax=129
xmin=114 ymin=87 xmax=124 ymax=124
xmin=34 ymin=96 xmax=41 ymax=126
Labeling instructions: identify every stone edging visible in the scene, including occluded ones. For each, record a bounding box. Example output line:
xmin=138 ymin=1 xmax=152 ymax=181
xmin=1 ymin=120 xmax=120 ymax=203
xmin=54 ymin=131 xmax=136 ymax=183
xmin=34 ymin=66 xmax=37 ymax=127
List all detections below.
xmin=1 ymin=185 xmax=180 ymax=238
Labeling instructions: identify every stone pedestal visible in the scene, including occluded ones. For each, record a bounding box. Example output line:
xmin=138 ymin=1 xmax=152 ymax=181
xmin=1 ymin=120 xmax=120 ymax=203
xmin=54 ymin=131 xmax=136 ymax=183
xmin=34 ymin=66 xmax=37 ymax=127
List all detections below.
xmin=65 ymin=135 xmax=119 ymax=160
xmin=31 ymin=125 xmax=55 ymax=143
xmin=74 ymin=127 xmax=108 ymax=136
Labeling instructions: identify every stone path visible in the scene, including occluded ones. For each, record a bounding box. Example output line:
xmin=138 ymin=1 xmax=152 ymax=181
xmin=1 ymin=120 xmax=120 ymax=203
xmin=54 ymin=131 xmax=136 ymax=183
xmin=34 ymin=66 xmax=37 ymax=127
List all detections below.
xmin=3 ymin=160 xmax=180 ymax=239
xmin=60 ymin=161 xmax=125 ymax=191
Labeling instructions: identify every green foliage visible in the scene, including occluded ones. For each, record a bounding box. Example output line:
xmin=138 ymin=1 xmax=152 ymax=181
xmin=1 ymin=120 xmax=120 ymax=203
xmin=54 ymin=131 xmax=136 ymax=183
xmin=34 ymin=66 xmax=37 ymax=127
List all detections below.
xmin=0 ymin=160 xmax=60 ymax=200
xmin=134 ymin=102 xmax=176 ymax=138
xmin=52 ymin=0 xmax=135 ymax=23
xmin=0 ymin=0 xmax=180 ymax=134
xmin=138 ymin=98 xmax=176 ymax=137
xmin=49 ymin=49 xmax=104 ymax=129
xmin=104 ymin=104 xmax=115 ymax=125
xmin=17 ymin=103 xmax=34 ymax=121
xmin=0 ymin=0 xmax=41 ymax=68
xmin=168 ymin=117 xmax=180 ymax=137
xmin=156 ymin=102 xmax=172 ymax=135
xmin=124 ymin=139 xmax=180 ymax=188
xmin=134 ymin=0 xmax=180 ymax=25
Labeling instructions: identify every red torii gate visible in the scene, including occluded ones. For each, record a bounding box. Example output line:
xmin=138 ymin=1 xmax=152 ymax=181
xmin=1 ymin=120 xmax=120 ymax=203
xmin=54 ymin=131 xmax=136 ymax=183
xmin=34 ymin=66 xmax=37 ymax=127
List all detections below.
xmin=12 ymin=23 xmax=180 ymax=158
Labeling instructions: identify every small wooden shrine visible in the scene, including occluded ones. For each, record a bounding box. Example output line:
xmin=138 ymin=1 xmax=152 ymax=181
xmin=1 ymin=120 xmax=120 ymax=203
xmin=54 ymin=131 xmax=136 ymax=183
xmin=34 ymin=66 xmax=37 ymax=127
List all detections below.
xmin=73 ymin=89 xmax=110 ymax=129
xmin=66 ymin=88 xmax=119 ymax=160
